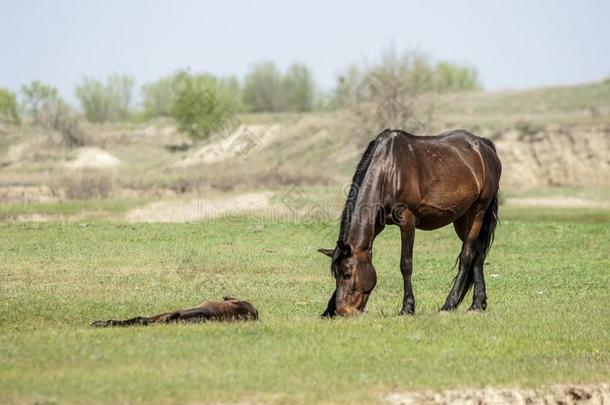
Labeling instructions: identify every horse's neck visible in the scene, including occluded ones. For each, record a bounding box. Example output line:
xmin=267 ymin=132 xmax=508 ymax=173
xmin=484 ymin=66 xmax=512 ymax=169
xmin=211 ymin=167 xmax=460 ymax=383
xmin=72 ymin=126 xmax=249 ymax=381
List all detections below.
xmin=343 ymin=184 xmax=382 ymax=251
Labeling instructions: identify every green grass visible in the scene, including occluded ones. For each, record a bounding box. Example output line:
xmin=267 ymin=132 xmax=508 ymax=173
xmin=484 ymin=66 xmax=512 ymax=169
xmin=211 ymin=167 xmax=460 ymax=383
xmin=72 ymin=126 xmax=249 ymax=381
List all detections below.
xmin=0 ymin=198 xmax=147 ymax=221
xmin=1 ymin=208 xmax=609 ymax=404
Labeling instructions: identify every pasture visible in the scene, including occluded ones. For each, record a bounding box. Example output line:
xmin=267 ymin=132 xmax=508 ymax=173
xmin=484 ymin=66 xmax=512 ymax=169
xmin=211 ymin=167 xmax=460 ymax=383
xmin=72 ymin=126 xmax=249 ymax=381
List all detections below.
xmin=1 ymin=205 xmax=608 ymax=404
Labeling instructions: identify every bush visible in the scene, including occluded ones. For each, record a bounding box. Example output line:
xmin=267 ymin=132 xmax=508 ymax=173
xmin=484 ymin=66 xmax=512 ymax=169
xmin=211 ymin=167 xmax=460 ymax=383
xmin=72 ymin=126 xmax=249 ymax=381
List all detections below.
xmin=281 ymin=64 xmax=315 ymax=112
xmin=20 ymin=81 xmax=60 ymax=117
xmin=242 ymin=62 xmax=283 ymax=112
xmin=63 ymin=169 xmax=112 ymax=199
xmin=242 ymin=62 xmax=316 ymax=112
xmin=331 ymin=48 xmax=481 ymax=109
xmin=433 ymin=62 xmax=480 ymax=92
xmin=75 ymin=74 xmax=134 ymax=122
xmin=141 ymin=75 xmax=176 ymax=118
xmin=0 ymin=88 xmax=20 ymax=124
xmin=38 ymin=100 xmax=88 ymax=147
xmin=331 ymin=65 xmax=363 ymax=109
xmin=170 ymin=72 xmax=243 ymax=140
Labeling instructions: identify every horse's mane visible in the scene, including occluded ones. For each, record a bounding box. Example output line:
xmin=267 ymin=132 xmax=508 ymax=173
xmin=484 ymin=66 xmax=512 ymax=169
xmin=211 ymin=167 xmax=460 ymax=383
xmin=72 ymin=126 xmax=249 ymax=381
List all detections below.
xmin=338 ymin=129 xmax=388 ymax=243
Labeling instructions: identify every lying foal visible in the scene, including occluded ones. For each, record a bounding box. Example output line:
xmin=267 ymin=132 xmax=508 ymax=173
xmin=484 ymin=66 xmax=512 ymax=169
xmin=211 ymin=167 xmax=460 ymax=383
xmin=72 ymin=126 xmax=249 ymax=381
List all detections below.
xmin=91 ymin=296 xmax=258 ymax=327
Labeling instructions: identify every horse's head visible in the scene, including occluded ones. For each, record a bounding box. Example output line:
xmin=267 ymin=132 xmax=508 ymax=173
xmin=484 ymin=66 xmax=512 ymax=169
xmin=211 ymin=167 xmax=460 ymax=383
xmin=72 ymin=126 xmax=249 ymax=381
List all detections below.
xmin=318 ymin=241 xmax=377 ymax=317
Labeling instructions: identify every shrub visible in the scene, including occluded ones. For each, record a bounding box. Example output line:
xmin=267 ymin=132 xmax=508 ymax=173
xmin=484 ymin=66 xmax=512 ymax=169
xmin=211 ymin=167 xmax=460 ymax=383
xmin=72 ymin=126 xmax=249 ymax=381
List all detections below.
xmin=63 ymin=169 xmax=112 ymax=199
xmin=20 ymin=81 xmax=60 ymax=117
xmin=0 ymin=88 xmax=20 ymax=124
xmin=242 ymin=62 xmax=283 ymax=112
xmin=170 ymin=72 xmax=243 ymax=140
xmin=75 ymin=74 xmax=134 ymax=122
xmin=281 ymin=64 xmax=315 ymax=112
xmin=38 ymin=100 xmax=88 ymax=147
xmin=331 ymin=48 xmax=481 ymax=110
xmin=242 ymin=62 xmax=316 ymax=112
xmin=433 ymin=62 xmax=480 ymax=91
xmin=331 ymin=65 xmax=363 ymax=109
xmin=141 ymin=75 xmax=176 ymax=118
xmin=515 ymin=119 xmax=544 ymax=140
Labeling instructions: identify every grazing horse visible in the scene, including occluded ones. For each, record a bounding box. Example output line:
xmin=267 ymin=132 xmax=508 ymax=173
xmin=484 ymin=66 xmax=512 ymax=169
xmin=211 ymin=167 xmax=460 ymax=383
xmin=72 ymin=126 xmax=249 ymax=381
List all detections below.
xmin=318 ymin=129 xmax=501 ymax=317
xmin=91 ymin=296 xmax=258 ymax=327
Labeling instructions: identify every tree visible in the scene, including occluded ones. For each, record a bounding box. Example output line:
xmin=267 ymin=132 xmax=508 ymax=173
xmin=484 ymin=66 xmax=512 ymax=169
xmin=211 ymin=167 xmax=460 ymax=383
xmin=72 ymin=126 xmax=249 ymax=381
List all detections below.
xmin=75 ymin=74 xmax=134 ymax=122
xmin=242 ymin=62 xmax=283 ymax=112
xmin=20 ymin=81 xmax=60 ymax=116
xmin=433 ymin=62 xmax=480 ymax=91
xmin=142 ymin=75 xmax=178 ymax=118
xmin=0 ymin=88 xmax=20 ymax=124
xmin=331 ymin=64 xmax=362 ymax=109
xmin=170 ymin=72 xmax=242 ymax=139
xmin=281 ymin=63 xmax=315 ymax=112
xmin=107 ymin=74 xmax=134 ymax=121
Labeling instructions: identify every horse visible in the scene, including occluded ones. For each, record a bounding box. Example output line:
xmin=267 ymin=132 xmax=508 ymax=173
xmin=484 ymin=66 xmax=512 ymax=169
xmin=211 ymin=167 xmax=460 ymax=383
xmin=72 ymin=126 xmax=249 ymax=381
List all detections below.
xmin=318 ymin=129 xmax=501 ymax=317
xmin=91 ymin=296 xmax=258 ymax=327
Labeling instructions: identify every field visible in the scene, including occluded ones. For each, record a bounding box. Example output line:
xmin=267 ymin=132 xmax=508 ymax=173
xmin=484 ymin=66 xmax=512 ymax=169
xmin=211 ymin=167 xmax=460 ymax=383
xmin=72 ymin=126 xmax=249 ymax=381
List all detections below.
xmin=1 ymin=205 xmax=609 ymax=404
xmin=1 ymin=80 xmax=609 ymax=403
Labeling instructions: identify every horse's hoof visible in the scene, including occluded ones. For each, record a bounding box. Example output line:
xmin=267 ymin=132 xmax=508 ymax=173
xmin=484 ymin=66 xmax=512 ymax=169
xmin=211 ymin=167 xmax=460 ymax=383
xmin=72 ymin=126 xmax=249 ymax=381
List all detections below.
xmin=400 ymin=307 xmax=415 ymax=316
xmin=439 ymin=304 xmax=456 ymax=312
xmin=468 ymin=303 xmax=487 ymax=312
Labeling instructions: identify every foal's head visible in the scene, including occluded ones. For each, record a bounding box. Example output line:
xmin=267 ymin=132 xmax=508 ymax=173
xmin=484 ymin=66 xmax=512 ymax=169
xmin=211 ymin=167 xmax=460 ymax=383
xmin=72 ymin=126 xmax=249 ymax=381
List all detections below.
xmin=318 ymin=241 xmax=377 ymax=316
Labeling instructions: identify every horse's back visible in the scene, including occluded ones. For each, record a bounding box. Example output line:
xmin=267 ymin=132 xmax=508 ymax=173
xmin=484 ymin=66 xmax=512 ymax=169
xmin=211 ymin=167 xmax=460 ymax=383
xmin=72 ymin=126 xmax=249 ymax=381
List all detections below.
xmin=393 ymin=129 xmax=500 ymax=187
xmin=384 ymin=129 xmax=501 ymax=228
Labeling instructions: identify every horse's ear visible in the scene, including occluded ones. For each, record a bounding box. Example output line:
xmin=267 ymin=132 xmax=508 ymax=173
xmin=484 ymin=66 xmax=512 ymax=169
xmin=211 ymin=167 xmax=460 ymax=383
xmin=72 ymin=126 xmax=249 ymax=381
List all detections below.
xmin=318 ymin=248 xmax=335 ymax=258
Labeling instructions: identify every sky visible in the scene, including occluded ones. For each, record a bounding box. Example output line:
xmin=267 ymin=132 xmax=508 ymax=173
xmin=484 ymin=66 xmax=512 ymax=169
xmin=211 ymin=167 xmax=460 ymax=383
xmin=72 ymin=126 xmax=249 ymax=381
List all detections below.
xmin=2 ymin=0 xmax=609 ymax=103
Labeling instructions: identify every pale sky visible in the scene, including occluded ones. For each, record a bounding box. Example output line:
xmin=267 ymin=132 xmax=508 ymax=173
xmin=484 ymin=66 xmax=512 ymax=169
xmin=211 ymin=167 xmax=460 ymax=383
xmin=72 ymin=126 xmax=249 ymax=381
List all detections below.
xmin=2 ymin=0 xmax=609 ymax=104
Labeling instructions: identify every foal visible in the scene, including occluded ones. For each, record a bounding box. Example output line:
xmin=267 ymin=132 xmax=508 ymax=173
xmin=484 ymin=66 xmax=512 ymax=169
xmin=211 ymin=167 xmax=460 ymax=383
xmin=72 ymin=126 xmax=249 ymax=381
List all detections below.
xmin=91 ymin=296 xmax=258 ymax=327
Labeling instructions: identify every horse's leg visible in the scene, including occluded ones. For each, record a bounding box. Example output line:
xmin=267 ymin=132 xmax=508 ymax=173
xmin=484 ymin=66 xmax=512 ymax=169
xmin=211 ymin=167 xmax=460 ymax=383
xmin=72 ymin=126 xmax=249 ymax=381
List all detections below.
xmin=148 ymin=311 xmax=181 ymax=323
xmin=91 ymin=316 xmax=152 ymax=327
xmin=469 ymin=239 xmax=487 ymax=311
xmin=451 ymin=209 xmax=489 ymax=311
xmin=441 ymin=208 xmax=485 ymax=311
xmin=91 ymin=311 xmax=180 ymax=327
xmin=399 ymin=210 xmax=416 ymax=315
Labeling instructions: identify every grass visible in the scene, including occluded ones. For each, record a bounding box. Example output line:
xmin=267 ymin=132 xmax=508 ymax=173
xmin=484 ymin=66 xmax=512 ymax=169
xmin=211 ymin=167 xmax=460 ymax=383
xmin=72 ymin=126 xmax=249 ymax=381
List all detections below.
xmin=0 ymin=198 xmax=147 ymax=221
xmin=1 ymin=207 xmax=609 ymax=404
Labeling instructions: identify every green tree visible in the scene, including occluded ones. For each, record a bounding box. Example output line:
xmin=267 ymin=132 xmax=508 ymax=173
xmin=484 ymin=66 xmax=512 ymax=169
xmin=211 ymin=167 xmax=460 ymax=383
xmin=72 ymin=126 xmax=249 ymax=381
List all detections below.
xmin=242 ymin=62 xmax=283 ymax=112
xmin=433 ymin=62 xmax=480 ymax=91
xmin=170 ymin=72 xmax=242 ymax=139
xmin=0 ymin=88 xmax=20 ymax=124
xmin=331 ymin=65 xmax=362 ymax=109
xmin=281 ymin=63 xmax=315 ymax=112
xmin=142 ymin=75 xmax=176 ymax=118
xmin=75 ymin=74 xmax=134 ymax=122
xmin=20 ymin=81 xmax=60 ymax=116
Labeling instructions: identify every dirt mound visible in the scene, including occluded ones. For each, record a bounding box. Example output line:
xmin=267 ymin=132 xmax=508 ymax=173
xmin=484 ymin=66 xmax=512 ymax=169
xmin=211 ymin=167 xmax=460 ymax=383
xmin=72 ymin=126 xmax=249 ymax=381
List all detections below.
xmin=175 ymin=124 xmax=280 ymax=167
xmin=386 ymin=383 xmax=610 ymax=405
xmin=496 ymin=125 xmax=610 ymax=190
xmin=125 ymin=192 xmax=272 ymax=223
xmin=65 ymin=147 xmax=121 ymax=169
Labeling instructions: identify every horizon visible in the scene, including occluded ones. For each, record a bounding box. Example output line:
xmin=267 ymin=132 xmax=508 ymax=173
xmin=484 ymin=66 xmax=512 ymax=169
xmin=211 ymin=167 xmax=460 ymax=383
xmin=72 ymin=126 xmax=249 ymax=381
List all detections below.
xmin=2 ymin=0 xmax=609 ymax=105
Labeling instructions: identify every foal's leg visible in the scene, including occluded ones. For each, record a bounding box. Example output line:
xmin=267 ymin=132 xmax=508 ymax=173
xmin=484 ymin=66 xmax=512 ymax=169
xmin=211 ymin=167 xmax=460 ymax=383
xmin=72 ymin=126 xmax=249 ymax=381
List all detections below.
xmin=441 ymin=209 xmax=485 ymax=311
xmin=399 ymin=211 xmax=416 ymax=315
xmin=91 ymin=311 xmax=180 ymax=327
xmin=91 ymin=316 xmax=152 ymax=327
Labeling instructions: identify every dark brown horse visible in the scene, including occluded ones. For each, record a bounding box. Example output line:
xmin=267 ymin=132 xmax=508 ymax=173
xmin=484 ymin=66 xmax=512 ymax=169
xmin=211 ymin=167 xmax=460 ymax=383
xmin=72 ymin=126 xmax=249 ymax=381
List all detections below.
xmin=91 ymin=296 xmax=258 ymax=327
xmin=319 ymin=129 xmax=501 ymax=316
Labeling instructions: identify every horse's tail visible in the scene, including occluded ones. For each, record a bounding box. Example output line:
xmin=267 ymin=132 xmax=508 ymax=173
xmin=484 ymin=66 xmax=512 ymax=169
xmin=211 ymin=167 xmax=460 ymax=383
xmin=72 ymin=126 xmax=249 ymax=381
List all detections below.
xmin=457 ymin=190 xmax=499 ymax=305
